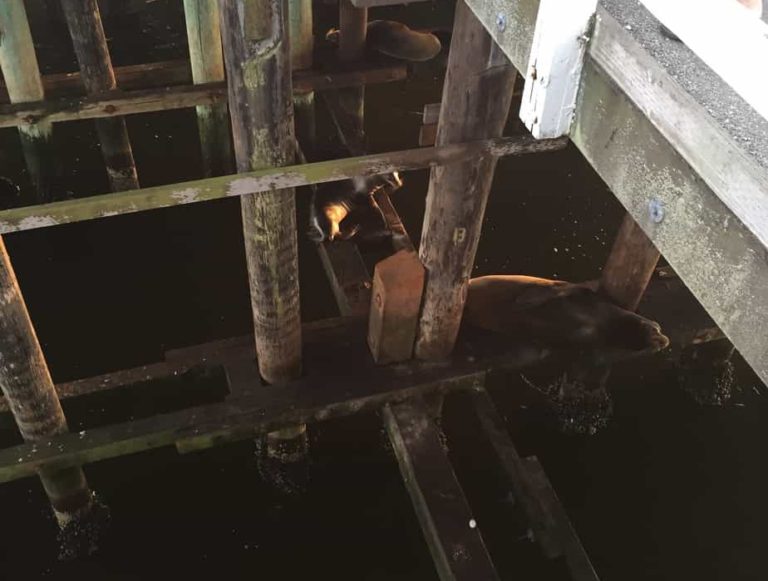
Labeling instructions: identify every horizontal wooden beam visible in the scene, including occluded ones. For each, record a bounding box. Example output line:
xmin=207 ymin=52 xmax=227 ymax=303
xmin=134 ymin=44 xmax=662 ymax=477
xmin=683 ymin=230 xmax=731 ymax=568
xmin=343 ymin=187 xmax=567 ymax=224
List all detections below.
xmin=0 ymin=135 xmax=566 ymax=235
xmin=0 ymin=319 xmax=494 ymax=483
xmin=0 ymin=63 xmax=408 ymax=129
xmin=465 ymin=0 xmax=768 ymax=386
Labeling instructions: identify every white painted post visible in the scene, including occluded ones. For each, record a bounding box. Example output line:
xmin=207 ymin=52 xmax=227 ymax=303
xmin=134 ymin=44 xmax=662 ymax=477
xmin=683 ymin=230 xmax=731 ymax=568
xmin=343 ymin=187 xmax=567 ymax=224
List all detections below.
xmin=639 ymin=0 xmax=768 ymax=122
xmin=519 ymin=0 xmax=598 ymax=139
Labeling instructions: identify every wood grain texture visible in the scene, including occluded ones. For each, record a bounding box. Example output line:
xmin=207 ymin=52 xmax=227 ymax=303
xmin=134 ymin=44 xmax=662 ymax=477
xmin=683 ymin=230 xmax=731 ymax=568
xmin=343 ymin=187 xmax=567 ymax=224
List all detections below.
xmin=219 ymin=0 xmax=302 ymax=388
xmin=183 ymin=0 xmax=233 ymax=176
xmin=60 ymin=0 xmax=139 ymax=191
xmin=415 ymin=1 xmax=517 ymax=360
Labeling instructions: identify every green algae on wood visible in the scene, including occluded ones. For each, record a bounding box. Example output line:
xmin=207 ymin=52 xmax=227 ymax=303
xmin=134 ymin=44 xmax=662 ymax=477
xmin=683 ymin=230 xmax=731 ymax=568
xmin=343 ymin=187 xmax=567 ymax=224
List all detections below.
xmin=0 ymin=135 xmax=567 ymax=234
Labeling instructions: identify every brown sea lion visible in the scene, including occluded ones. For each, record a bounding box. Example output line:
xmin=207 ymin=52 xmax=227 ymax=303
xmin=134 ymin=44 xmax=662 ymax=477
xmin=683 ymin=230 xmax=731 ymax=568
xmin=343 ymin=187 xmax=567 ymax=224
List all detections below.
xmin=326 ymin=20 xmax=442 ymax=63
xmin=463 ymin=275 xmax=670 ymax=356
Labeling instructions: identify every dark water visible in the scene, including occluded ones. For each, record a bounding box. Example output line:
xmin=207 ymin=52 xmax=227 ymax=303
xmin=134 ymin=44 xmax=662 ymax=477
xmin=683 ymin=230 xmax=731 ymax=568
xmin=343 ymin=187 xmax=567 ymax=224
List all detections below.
xmin=0 ymin=1 xmax=766 ymax=579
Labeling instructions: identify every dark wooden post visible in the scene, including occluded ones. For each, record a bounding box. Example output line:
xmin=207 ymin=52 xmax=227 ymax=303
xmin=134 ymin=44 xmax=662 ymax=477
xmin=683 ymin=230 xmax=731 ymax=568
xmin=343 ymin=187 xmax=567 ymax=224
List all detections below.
xmin=60 ymin=0 xmax=140 ymax=192
xmin=600 ymin=214 xmax=661 ymax=310
xmin=0 ymin=237 xmax=94 ymax=526
xmin=337 ymin=0 xmax=367 ymax=140
xmin=219 ymin=0 xmax=305 ymax=458
xmin=0 ymin=1 xmax=56 ymax=201
xmin=415 ymin=1 xmax=517 ymax=360
xmin=289 ymin=0 xmax=316 ymax=152
xmin=183 ymin=0 xmax=233 ymax=177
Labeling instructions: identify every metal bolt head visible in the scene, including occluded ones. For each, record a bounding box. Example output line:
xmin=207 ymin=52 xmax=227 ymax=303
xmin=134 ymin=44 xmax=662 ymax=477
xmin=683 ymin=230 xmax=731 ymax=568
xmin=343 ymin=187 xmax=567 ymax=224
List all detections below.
xmin=649 ymin=199 xmax=664 ymax=223
xmin=496 ymin=12 xmax=507 ymax=32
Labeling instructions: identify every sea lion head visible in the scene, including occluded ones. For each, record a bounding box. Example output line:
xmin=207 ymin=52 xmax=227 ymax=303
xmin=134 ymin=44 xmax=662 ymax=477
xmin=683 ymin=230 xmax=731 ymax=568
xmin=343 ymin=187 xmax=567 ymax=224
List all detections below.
xmin=605 ymin=311 xmax=670 ymax=353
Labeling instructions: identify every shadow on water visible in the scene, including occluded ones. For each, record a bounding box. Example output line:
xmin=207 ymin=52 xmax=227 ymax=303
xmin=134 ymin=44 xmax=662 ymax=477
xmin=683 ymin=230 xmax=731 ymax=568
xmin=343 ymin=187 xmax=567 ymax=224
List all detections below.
xmin=0 ymin=1 xmax=766 ymax=579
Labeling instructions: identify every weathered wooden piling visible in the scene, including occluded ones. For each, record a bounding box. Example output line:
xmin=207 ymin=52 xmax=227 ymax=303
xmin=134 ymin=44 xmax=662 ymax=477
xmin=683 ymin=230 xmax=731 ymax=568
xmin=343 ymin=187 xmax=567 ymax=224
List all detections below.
xmin=600 ymin=214 xmax=661 ymax=310
xmin=0 ymin=0 xmax=56 ymax=201
xmin=183 ymin=0 xmax=233 ymax=177
xmin=337 ymin=0 xmax=367 ymax=140
xmin=0 ymin=237 xmax=93 ymax=525
xmin=415 ymin=1 xmax=517 ymax=360
xmin=289 ymin=0 xmax=316 ymax=152
xmin=219 ymin=0 xmax=305 ymax=457
xmin=60 ymin=0 xmax=140 ymax=192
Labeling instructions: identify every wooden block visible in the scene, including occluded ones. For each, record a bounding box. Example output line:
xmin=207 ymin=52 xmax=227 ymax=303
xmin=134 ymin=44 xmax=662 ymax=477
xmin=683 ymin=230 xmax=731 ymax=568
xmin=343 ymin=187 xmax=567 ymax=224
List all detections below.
xmin=422 ymin=102 xmax=441 ymax=125
xmin=419 ymin=123 xmax=437 ymax=147
xmin=368 ymin=249 xmax=425 ymax=364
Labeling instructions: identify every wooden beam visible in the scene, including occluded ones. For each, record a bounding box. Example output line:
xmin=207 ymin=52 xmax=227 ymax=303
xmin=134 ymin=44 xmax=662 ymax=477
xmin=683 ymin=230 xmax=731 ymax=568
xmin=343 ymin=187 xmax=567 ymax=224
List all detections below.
xmin=600 ymin=214 xmax=660 ymax=311
xmin=183 ymin=0 xmax=233 ymax=177
xmin=464 ymin=0 xmax=768 ymax=386
xmin=0 ymin=326 xmax=491 ymax=483
xmin=519 ymin=0 xmax=598 ymax=138
xmin=337 ymin=0 xmax=368 ymax=148
xmin=472 ymin=389 xmax=599 ymax=579
xmin=415 ymin=1 xmax=517 ymax=360
xmin=383 ymin=400 xmax=500 ymax=581
xmin=350 ymin=0 xmax=429 ymax=6
xmin=0 ymin=236 xmax=94 ymax=526
xmin=0 ymin=63 xmax=408 ymax=129
xmin=60 ymin=0 xmax=140 ymax=192
xmin=317 ymin=242 xmax=372 ymax=317
xmin=289 ymin=0 xmax=317 ymax=152
xmin=0 ymin=0 xmax=55 ymax=201
xmin=0 ymin=136 xmax=566 ymax=235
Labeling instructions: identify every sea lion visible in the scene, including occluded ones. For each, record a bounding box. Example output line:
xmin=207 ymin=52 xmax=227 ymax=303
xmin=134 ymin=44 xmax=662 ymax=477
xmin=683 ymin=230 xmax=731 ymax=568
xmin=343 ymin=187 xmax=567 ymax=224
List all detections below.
xmin=463 ymin=275 xmax=670 ymax=356
xmin=326 ymin=20 xmax=442 ymax=63
xmin=308 ymin=172 xmax=402 ymax=243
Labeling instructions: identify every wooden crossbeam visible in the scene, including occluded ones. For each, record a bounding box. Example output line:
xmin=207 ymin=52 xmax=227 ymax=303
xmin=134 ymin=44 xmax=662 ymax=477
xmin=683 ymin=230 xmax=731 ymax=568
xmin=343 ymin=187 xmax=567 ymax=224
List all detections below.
xmin=0 ymin=64 xmax=408 ymax=129
xmin=0 ymin=319 xmax=496 ymax=484
xmin=0 ymin=135 xmax=566 ymax=235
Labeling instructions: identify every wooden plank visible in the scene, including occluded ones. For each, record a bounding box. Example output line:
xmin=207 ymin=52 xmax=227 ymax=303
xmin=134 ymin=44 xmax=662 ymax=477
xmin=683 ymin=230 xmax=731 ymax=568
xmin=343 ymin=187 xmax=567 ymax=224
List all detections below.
xmin=60 ymin=0 xmax=140 ymax=192
xmin=183 ymin=0 xmax=233 ymax=177
xmin=471 ymin=389 xmax=562 ymax=559
xmin=317 ymin=242 xmax=372 ymax=317
xmin=0 ymin=336 xmax=488 ymax=483
xmin=0 ymin=65 xmax=407 ymax=129
xmin=600 ymin=214 xmax=660 ymax=311
xmin=523 ymin=457 xmax=600 ymax=581
xmin=419 ymin=124 xmax=438 ymax=147
xmin=519 ymin=0 xmax=598 ymax=138
xmin=415 ymin=1 xmax=517 ymax=360
xmin=422 ymin=102 xmax=441 ymax=125
xmin=383 ymin=400 xmax=500 ymax=581
xmin=638 ymin=0 xmax=768 ymax=122
xmin=0 ymin=0 xmax=55 ymax=200
xmin=368 ymin=250 xmax=425 ymax=364
xmin=0 ymin=136 xmax=566 ymax=235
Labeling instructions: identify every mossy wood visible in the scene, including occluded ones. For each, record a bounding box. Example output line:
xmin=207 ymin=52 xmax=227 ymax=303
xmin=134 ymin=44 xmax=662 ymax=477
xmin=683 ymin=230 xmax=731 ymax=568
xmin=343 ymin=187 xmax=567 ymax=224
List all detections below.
xmin=383 ymin=400 xmax=500 ymax=581
xmin=416 ymin=1 xmax=518 ymax=360
xmin=60 ymin=0 xmax=140 ymax=192
xmin=183 ymin=0 xmax=233 ymax=177
xmin=0 ymin=136 xmax=566 ymax=235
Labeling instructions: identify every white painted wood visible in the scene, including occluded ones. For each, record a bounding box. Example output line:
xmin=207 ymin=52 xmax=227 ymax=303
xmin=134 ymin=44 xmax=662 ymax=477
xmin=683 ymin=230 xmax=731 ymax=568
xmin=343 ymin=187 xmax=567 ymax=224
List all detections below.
xmin=519 ymin=0 xmax=598 ymax=138
xmin=639 ymin=0 xmax=768 ymax=122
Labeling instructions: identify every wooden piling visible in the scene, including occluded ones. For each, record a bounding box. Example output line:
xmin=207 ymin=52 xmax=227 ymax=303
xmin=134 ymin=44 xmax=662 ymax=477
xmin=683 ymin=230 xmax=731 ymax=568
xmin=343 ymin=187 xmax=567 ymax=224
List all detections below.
xmin=600 ymin=214 xmax=661 ymax=310
xmin=415 ymin=1 xmax=517 ymax=360
xmin=183 ymin=0 xmax=233 ymax=177
xmin=337 ymin=0 xmax=367 ymax=141
xmin=219 ymin=0 xmax=305 ymax=456
xmin=0 ymin=237 xmax=93 ymax=525
xmin=60 ymin=0 xmax=140 ymax=192
xmin=0 ymin=0 xmax=55 ymax=201
xmin=289 ymin=0 xmax=316 ymax=152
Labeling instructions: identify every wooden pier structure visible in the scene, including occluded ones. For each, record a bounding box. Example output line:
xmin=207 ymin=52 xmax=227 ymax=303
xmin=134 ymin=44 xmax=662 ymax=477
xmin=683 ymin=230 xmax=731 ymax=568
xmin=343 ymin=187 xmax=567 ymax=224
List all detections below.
xmin=0 ymin=0 xmax=765 ymax=577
